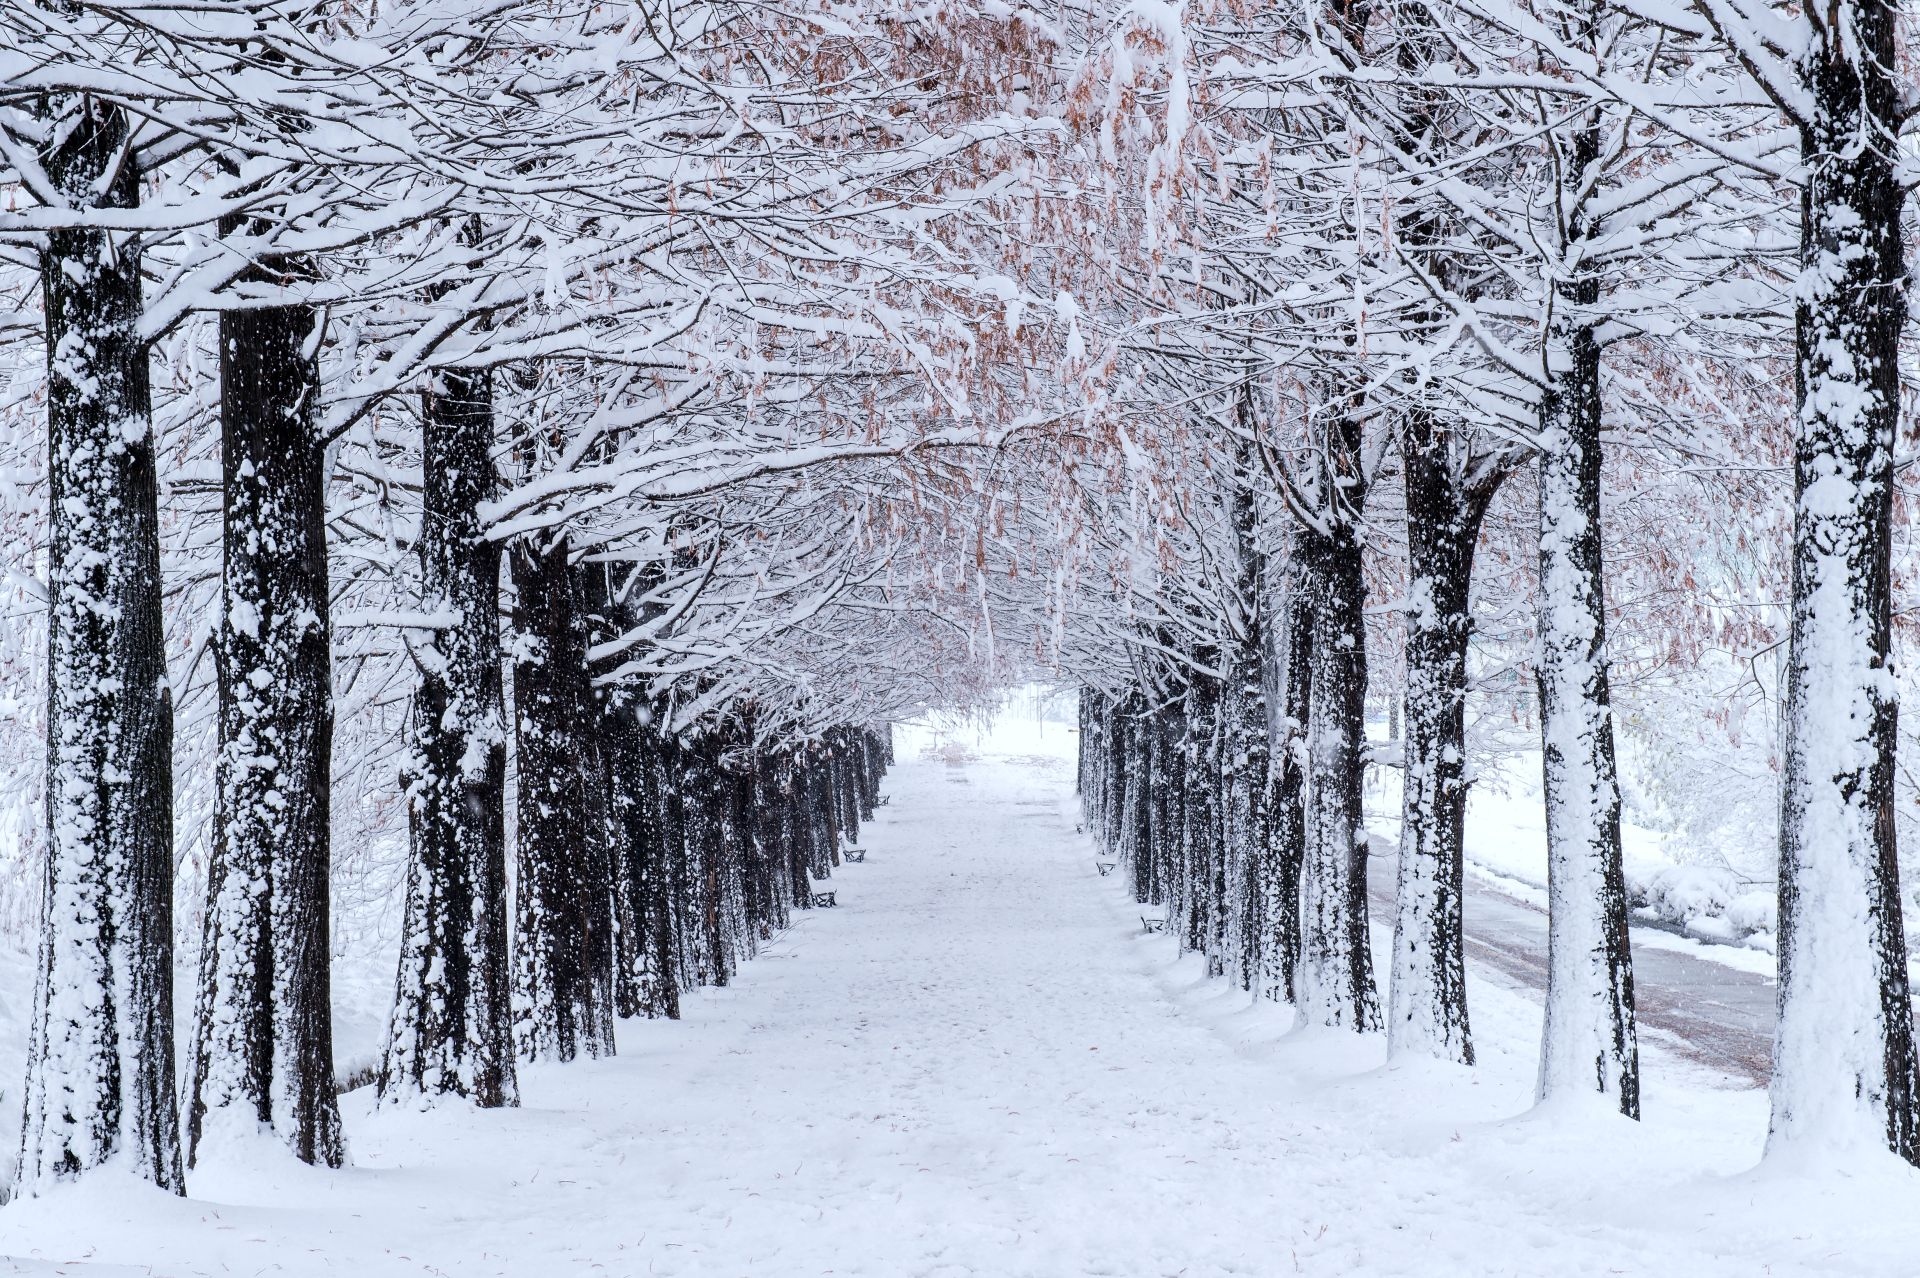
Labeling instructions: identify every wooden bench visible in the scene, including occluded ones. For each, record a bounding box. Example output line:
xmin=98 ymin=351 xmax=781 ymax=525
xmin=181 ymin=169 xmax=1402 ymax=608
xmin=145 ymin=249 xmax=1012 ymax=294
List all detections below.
xmin=875 ymin=795 xmax=891 ymax=807
xmin=1096 ymin=861 xmax=1116 ymax=877
xmin=812 ymin=891 xmax=837 ymax=908
xmin=1141 ymin=915 xmax=1167 ymax=934
xmin=844 ymin=849 xmax=867 ymax=863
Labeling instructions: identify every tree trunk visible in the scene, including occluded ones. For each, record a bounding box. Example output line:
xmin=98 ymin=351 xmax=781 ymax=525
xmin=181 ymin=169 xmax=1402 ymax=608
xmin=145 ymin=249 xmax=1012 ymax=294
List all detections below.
xmin=1296 ymin=521 xmax=1380 ymax=1030
xmin=1388 ymin=411 xmax=1495 ymax=1064
xmin=1223 ymin=458 xmax=1270 ymax=991
xmin=1180 ymin=672 xmax=1220 ymax=957
xmin=604 ymin=704 xmax=680 ymax=1020
xmin=1151 ymin=698 xmax=1182 ymax=908
xmin=1126 ymin=701 xmax=1156 ymax=905
xmin=648 ymin=734 xmax=690 ymax=986
xmin=781 ymin=757 xmax=814 ymax=911
xmin=1534 ymin=315 xmax=1638 ymax=1117
xmin=510 ymin=536 xmax=616 ymax=1062
xmin=18 ymin=93 xmax=183 ymax=1195
xmin=381 ymin=367 xmax=517 ymax=1108
xmin=680 ymin=738 xmax=731 ymax=988
xmin=190 ymin=256 xmax=343 ymax=1167
xmin=1258 ymin=563 xmax=1312 ymax=1004
xmin=1768 ymin=7 xmax=1919 ymax=1162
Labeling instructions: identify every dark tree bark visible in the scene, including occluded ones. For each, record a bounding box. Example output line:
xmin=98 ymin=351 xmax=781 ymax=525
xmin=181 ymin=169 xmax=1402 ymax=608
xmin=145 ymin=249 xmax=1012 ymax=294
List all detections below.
xmin=648 ymin=730 xmax=694 ymax=1001
xmin=18 ymin=92 xmax=183 ymax=1195
xmin=1290 ymin=397 xmax=1380 ymax=1033
xmin=856 ymin=731 xmax=881 ymax=821
xmin=1177 ymin=669 xmax=1221 ymax=960
xmin=510 ymin=536 xmax=616 ymax=1061
xmin=1204 ymin=681 xmax=1231 ymax=979
xmin=1154 ymin=696 xmax=1185 ymax=911
xmin=720 ymin=746 xmax=761 ymax=957
xmin=751 ymin=752 xmax=794 ymax=936
xmin=1222 ymin=453 xmax=1271 ymax=992
xmin=681 ymin=737 xmax=733 ymax=988
xmin=1259 ymin=563 xmax=1312 ymax=1004
xmin=1126 ymin=700 xmax=1156 ymax=906
xmin=601 ymin=701 xmax=681 ymax=1020
xmin=807 ymin=748 xmax=838 ymax=878
xmin=1388 ymin=410 xmax=1502 ymax=1064
xmin=1295 ymin=515 xmax=1379 ymax=1030
xmin=1766 ymin=0 xmax=1919 ymax=1161
xmin=190 ymin=238 xmax=342 ymax=1167
xmin=1077 ymin=690 xmax=1092 ymax=798
xmin=833 ymin=733 xmax=861 ymax=848
xmin=780 ymin=758 xmax=815 ymax=911
xmin=380 ymin=366 xmax=517 ymax=1108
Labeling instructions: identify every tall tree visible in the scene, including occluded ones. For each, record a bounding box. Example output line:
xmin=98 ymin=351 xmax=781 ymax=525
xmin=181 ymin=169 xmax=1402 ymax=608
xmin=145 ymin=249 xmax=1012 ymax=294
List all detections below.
xmin=1292 ymin=399 xmax=1382 ymax=1031
xmin=188 ymin=225 xmax=344 ymax=1167
xmin=16 ymin=89 xmax=183 ymax=1196
xmin=1389 ymin=409 xmax=1506 ymax=1063
xmin=511 ymin=534 xmax=617 ymax=1062
xmin=1704 ymin=0 xmax=1920 ymax=1161
xmin=380 ymin=363 xmax=518 ymax=1108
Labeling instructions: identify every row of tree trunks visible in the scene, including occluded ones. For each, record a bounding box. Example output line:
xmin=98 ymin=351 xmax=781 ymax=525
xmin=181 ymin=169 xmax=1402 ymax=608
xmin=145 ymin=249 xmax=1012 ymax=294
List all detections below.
xmin=10 ymin=102 xmax=908 ymax=1202
xmin=1080 ymin=372 xmax=1633 ymax=1095
xmin=385 ymin=530 xmax=896 ymax=1095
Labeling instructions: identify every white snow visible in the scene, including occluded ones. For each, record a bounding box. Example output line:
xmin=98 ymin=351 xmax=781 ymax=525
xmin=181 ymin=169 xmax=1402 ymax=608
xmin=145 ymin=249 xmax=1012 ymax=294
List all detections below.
xmin=6 ymin=708 xmax=1920 ymax=1274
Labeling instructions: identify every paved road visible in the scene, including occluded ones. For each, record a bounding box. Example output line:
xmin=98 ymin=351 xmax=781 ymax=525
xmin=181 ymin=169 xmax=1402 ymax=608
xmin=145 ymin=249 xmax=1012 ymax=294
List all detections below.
xmin=1365 ymin=849 xmax=1776 ymax=1085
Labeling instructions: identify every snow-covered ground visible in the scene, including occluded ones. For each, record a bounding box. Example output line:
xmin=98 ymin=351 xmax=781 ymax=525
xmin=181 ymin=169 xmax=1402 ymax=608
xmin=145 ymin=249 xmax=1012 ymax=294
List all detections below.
xmin=1365 ymin=742 xmax=1783 ymax=955
xmin=5 ymin=704 xmax=1919 ymax=1275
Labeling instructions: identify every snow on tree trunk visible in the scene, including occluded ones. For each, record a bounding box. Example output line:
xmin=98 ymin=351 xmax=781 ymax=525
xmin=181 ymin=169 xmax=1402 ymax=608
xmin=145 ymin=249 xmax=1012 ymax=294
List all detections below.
xmin=1180 ymin=671 xmax=1221 ymax=959
xmin=1259 ymin=564 xmax=1312 ymax=1004
xmin=722 ymin=751 xmax=762 ymax=955
xmin=189 ymin=273 xmax=344 ymax=1168
xmin=1533 ymin=318 xmax=1637 ymax=1117
xmin=1221 ymin=655 xmax=1268 ymax=992
xmin=779 ymin=758 xmax=814 ymax=913
xmin=682 ymin=737 xmax=734 ymax=988
xmin=857 ymin=732 xmax=881 ymax=821
xmin=1124 ymin=700 xmax=1156 ymax=906
xmin=379 ymin=367 xmax=517 ymax=1109
xmin=806 ymin=748 xmax=837 ymax=880
xmin=751 ymin=754 xmax=793 ymax=937
xmin=1296 ymin=521 xmax=1381 ymax=1031
xmin=1154 ymin=702 xmax=1186 ymax=914
xmin=1202 ymin=676 xmax=1231 ymax=981
xmin=1768 ymin=2 xmax=1919 ymax=1164
xmin=17 ymin=93 xmax=183 ymax=1196
xmin=651 ymin=734 xmax=695 ymax=990
xmin=1123 ymin=697 xmax=1139 ymax=867
xmin=1388 ymin=411 xmax=1493 ymax=1064
xmin=644 ymin=725 xmax=686 ymax=1017
xmin=1138 ymin=701 xmax=1168 ymax=907
xmin=833 ymin=732 xmax=861 ymax=848
xmin=604 ymin=705 xmax=680 ymax=1021
xmin=1223 ymin=459 xmax=1271 ymax=992
xmin=510 ymin=537 xmax=616 ymax=1062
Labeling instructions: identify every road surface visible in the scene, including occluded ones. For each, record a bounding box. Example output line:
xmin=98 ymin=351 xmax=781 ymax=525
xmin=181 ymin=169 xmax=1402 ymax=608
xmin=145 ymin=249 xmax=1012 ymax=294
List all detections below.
xmin=1365 ymin=849 xmax=1775 ymax=1085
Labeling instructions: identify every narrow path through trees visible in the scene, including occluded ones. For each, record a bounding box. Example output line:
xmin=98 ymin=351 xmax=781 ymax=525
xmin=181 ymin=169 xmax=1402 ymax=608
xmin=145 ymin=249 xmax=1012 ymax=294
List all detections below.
xmin=9 ymin=726 xmax=1914 ymax=1277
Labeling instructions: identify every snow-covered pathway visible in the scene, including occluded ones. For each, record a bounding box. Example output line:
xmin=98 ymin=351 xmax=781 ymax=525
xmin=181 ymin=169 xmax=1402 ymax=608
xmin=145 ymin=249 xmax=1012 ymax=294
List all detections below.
xmin=7 ymin=721 xmax=1920 ymax=1276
